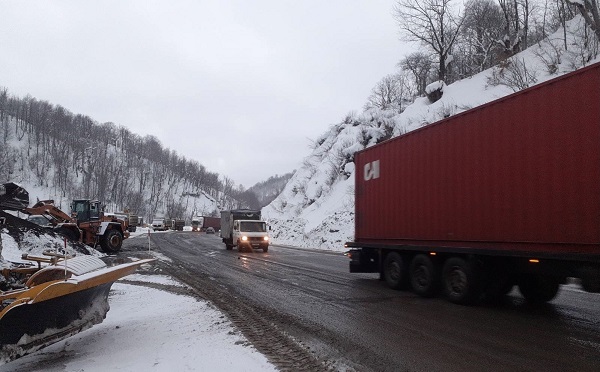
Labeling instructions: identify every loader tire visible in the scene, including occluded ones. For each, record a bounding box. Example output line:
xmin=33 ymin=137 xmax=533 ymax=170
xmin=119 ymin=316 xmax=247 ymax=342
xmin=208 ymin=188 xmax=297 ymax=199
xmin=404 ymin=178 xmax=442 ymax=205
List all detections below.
xmin=101 ymin=229 xmax=123 ymax=252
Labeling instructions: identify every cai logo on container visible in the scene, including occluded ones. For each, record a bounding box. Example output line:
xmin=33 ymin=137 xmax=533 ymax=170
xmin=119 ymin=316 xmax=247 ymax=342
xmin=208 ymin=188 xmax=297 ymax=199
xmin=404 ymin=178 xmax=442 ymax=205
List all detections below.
xmin=364 ymin=160 xmax=380 ymax=181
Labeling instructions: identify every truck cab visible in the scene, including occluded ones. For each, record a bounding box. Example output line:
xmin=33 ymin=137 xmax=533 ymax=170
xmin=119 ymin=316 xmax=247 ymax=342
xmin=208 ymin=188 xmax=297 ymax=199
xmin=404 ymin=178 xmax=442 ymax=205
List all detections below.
xmin=221 ymin=209 xmax=269 ymax=252
xmin=151 ymin=218 xmax=166 ymax=231
xmin=232 ymin=219 xmax=269 ymax=252
xmin=191 ymin=217 xmax=202 ymax=232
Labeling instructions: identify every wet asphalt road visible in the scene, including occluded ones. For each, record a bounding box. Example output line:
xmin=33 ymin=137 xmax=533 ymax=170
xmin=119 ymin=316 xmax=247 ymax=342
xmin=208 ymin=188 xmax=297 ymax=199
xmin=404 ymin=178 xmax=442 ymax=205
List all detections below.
xmin=129 ymin=231 xmax=600 ymax=372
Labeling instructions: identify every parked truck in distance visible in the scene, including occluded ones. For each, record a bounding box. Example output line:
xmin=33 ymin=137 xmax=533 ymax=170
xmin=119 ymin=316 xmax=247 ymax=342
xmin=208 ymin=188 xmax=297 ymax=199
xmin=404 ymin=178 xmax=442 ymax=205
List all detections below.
xmin=346 ymin=62 xmax=600 ymax=305
xmin=220 ymin=209 xmax=269 ymax=252
xmin=151 ymin=217 xmax=167 ymax=231
xmin=191 ymin=216 xmax=220 ymax=232
xmin=172 ymin=218 xmax=185 ymax=231
xmin=127 ymin=213 xmax=139 ymax=232
xmin=191 ymin=216 xmax=202 ymax=232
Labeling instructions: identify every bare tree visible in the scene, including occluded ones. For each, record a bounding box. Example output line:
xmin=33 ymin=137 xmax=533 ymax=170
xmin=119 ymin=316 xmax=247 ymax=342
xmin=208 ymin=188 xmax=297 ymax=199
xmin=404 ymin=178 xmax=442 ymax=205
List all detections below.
xmin=394 ymin=0 xmax=465 ymax=82
xmin=487 ymin=57 xmax=538 ymax=91
xmin=364 ymin=72 xmax=413 ymax=112
xmin=461 ymin=0 xmax=506 ymax=72
xmin=566 ymin=0 xmax=600 ymax=41
xmin=496 ymin=0 xmax=542 ymax=55
xmin=398 ymin=52 xmax=433 ymax=95
xmin=497 ymin=0 xmax=521 ymax=55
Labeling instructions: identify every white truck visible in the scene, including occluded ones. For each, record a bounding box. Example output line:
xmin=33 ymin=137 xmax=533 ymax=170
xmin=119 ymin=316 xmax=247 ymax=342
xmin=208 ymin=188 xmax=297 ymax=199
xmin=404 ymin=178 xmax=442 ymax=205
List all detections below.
xmin=191 ymin=216 xmax=203 ymax=232
xmin=151 ymin=217 xmax=167 ymax=231
xmin=220 ymin=209 xmax=269 ymax=252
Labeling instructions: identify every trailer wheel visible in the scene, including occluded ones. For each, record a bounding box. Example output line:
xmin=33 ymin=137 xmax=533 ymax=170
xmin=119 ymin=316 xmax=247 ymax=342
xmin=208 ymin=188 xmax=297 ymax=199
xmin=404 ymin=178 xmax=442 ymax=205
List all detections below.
xmin=383 ymin=252 xmax=408 ymax=290
xmin=442 ymin=257 xmax=481 ymax=305
xmin=409 ymin=254 xmax=440 ymax=297
xmin=101 ymin=229 xmax=123 ymax=252
xmin=518 ymin=275 xmax=560 ymax=303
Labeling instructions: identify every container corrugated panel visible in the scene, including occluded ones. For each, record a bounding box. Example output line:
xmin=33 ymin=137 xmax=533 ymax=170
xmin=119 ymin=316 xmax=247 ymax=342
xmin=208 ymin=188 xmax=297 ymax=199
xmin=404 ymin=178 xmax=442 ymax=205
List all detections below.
xmin=354 ymin=62 xmax=600 ymax=255
xmin=203 ymin=216 xmax=221 ymax=229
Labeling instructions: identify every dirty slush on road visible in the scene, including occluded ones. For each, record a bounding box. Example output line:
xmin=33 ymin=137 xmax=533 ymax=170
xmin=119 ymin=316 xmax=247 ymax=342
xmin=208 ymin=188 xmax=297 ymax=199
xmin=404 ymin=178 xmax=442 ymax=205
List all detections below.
xmin=1 ymin=215 xmax=329 ymax=371
xmin=121 ymin=238 xmax=333 ymax=372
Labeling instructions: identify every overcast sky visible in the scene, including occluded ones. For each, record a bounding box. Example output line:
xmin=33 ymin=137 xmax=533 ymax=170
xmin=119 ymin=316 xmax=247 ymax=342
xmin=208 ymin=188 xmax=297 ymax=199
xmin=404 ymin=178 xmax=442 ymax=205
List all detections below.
xmin=0 ymin=0 xmax=412 ymax=188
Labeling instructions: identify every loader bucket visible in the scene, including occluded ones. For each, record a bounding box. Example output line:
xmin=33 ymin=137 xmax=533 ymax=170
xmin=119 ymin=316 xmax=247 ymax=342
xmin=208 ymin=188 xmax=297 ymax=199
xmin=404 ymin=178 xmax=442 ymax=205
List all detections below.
xmin=0 ymin=182 xmax=29 ymax=211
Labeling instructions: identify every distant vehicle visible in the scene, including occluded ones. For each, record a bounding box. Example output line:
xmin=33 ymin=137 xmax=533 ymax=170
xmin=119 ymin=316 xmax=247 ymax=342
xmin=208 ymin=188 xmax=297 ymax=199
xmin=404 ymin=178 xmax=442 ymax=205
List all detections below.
xmin=27 ymin=214 xmax=52 ymax=227
xmin=173 ymin=218 xmax=185 ymax=231
xmin=191 ymin=216 xmax=220 ymax=232
xmin=151 ymin=218 xmax=166 ymax=231
xmin=127 ymin=213 xmax=139 ymax=232
xmin=191 ymin=216 xmax=202 ymax=232
xmin=206 ymin=227 xmax=215 ymax=234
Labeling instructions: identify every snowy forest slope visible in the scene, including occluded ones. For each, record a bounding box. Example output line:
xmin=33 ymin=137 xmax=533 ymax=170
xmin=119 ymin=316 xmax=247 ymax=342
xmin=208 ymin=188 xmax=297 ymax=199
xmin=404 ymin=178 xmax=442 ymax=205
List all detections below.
xmin=0 ymin=104 xmax=258 ymax=222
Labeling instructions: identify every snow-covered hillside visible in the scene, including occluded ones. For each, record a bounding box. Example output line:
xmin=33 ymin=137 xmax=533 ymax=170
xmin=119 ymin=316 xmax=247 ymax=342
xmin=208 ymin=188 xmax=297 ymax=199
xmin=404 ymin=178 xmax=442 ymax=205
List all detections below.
xmin=263 ymin=16 xmax=600 ymax=251
xmin=0 ymin=119 xmax=222 ymax=223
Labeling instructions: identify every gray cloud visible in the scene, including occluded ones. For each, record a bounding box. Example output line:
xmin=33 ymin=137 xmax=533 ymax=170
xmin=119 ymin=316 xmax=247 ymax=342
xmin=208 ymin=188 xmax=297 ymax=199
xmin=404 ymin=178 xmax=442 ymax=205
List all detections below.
xmin=0 ymin=0 xmax=412 ymax=187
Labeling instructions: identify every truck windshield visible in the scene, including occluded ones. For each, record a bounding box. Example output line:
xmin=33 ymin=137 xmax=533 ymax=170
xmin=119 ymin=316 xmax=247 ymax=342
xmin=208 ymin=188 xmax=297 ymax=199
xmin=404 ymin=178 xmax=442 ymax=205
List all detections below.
xmin=240 ymin=221 xmax=266 ymax=232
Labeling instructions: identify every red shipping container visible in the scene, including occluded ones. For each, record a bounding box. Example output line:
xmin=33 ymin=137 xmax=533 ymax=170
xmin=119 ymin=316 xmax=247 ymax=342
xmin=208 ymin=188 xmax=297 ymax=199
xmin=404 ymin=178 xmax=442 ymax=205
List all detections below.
xmin=354 ymin=62 xmax=600 ymax=258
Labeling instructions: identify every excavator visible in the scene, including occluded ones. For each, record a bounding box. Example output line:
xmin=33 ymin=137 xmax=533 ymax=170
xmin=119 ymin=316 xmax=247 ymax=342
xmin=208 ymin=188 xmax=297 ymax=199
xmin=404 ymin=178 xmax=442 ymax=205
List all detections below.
xmin=0 ymin=182 xmax=129 ymax=252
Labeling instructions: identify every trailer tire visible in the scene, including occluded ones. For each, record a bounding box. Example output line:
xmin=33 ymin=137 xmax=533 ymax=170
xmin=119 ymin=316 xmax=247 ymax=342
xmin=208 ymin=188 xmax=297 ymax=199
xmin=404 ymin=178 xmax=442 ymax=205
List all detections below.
xmin=442 ymin=257 xmax=481 ymax=305
xmin=101 ymin=229 xmax=123 ymax=252
xmin=383 ymin=252 xmax=408 ymax=290
xmin=518 ymin=275 xmax=560 ymax=303
xmin=409 ymin=254 xmax=440 ymax=297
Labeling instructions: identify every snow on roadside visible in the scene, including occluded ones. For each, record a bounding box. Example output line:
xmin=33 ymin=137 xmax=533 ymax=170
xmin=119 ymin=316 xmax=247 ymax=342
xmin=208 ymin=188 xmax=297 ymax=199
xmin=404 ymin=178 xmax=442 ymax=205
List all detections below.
xmin=0 ymin=276 xmax=277 ymax=372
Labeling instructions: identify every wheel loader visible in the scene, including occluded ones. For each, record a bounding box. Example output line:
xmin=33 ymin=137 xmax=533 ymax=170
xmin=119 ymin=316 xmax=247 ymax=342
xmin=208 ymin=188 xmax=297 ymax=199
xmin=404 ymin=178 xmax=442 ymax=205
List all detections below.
xmin=0 ymin=182 xmax=129 ymax=252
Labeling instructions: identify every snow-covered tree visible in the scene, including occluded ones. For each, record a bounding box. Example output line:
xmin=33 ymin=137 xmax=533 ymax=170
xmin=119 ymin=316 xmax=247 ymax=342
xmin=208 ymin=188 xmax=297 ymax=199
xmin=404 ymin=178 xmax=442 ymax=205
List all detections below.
xmin=460 ymin=0 xmax=506 ymax=72
xmin=364 ymin=72 xmax=414 ymax=112
xmin=394 ymin=0 xmax=465 ymax=82
xmin=566 ymin=0 xmax=600 ymax=41
xmin=398 ymin=52 xmax=433 ymax=95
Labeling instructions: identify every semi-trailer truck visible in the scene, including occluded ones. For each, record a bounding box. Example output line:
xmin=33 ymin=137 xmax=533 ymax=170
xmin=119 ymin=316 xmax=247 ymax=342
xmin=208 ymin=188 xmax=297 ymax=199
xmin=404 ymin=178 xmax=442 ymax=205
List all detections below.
xmin=346 ymin=62 xmax=600 ymax=305
xmin=191 ymin=216 xmax=220 ymax=232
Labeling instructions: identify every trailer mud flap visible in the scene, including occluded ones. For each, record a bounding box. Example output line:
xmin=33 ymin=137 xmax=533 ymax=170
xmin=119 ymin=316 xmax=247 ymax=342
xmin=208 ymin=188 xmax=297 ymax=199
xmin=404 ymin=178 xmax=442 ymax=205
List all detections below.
xmin=348 ymin=249 xmax=379 ymax=273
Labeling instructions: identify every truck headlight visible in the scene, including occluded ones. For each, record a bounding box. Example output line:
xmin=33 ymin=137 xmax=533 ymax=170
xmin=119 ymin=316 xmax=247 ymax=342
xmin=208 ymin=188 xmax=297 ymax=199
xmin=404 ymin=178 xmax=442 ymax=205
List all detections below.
xmin=241 ymin=236 xmax=248 ymax=241
xmin=263 ymin=236 xmax=269 ymax=241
